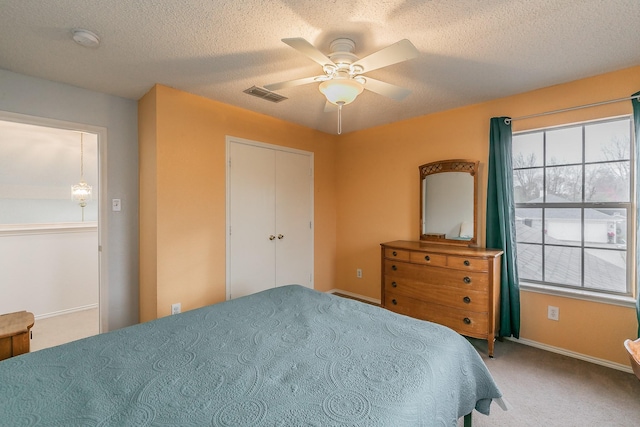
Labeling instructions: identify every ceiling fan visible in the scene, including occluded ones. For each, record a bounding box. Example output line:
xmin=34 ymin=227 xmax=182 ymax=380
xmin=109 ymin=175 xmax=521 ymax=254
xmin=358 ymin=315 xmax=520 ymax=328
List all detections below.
xmin=264 ymin=37 xmax=419 ymax=133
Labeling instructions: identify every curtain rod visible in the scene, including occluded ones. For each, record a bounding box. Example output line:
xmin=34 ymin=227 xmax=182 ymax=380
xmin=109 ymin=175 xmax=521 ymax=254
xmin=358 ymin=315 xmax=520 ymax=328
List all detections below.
xmin=504 ymin=94 xmax=640 ymax=125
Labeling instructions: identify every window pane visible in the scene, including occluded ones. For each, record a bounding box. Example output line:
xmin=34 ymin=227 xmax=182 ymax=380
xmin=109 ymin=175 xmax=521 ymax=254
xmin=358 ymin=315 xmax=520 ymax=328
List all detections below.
xmin=546 ymin=127 xmax=582 ymax=165
xmin=583 ymin=248 xmax=626 ymax=293
xmin=585 ymin=162 xmax=630 ymax=202
xmin=584 ymin=208 xmax=627 ymax=249
xmin=545 ymin=208 xmax=581 ymax=246
xmin=544 ymin=246 xmax=581 ymax=286
xmin=513 ymin=167 xmax=543 ymax=203
xmin=585 ymin=119 xmax=631 ymax=163
xmin=515 ymin=208 xmax=542 ymax=243
xmin=517 ymin=243 xmax=542 ymax=281
xmin=545 ymin=165 xmax=582 ymax=202
xmin=513 ymin=132 xmax=543 ymax=167
xmin=513 ymin=116 xmax=633 ymax=297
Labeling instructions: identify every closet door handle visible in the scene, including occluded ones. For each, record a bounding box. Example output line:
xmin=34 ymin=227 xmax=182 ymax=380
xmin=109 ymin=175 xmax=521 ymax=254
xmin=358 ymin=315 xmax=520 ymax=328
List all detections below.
xmin=269 ymin=235 xmax=276 ymax=240
xmin=277 ymin=234 xmax=284 ymax=239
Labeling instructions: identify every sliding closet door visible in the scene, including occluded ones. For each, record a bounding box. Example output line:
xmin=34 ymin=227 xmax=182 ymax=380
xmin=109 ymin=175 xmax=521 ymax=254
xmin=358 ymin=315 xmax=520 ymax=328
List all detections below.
xmin=227 ymin=138 xmax=313 ymax=300
xmin=228 ymin=142 xmax=276 ymax=298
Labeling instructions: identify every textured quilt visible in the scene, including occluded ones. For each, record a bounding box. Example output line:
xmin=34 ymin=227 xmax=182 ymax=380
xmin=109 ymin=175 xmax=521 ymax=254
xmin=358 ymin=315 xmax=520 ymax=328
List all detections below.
xmin=0 ymin=285 xmax=502 ymax=426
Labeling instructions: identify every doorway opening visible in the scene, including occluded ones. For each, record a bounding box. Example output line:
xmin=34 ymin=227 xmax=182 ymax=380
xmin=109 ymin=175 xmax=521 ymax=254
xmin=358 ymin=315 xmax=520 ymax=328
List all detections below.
xmin=0 ymin=112 xmax=106 ymax=350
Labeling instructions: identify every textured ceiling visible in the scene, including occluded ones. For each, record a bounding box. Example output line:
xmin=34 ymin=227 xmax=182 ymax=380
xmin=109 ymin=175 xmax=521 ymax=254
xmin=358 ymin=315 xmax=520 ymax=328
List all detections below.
xmin=1 ymin=1 xmax=639 ymax=134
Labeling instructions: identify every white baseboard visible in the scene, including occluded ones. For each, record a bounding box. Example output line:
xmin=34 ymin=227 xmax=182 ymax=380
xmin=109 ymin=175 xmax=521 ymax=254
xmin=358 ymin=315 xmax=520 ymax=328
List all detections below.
xmin=35 ymin=303 xmax=98 ymax=321
xmin=506 ymin=336 xmax=633 ymax=374
xmin=326 ymin=289 xmax=381 ymax=305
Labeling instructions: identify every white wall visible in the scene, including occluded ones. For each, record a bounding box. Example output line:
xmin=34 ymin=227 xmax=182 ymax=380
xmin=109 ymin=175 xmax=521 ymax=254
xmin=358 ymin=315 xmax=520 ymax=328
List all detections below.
xmin=0 ymin=69 xmax=139 ymax=330
xmin=0 ymin=225 xmax=98 ymax=317
xmin=0 ymin=121 xmax=99 ymax=223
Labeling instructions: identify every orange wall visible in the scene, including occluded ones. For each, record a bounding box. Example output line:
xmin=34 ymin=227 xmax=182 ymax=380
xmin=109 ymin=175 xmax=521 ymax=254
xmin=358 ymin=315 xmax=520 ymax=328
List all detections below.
xmin=139 ymin=84 xmax=338 ymax=320
xmin=138 ymin=86 xmax=158 ymax=321
xmin=336 ymin=65 xmax=640 ymax=366
xmin=139 ymin=66 xmax=639 ymax=367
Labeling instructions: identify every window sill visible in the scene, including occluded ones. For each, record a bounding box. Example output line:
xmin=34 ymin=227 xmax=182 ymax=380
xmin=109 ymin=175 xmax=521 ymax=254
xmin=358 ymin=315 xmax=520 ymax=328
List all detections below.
xmin=520 ymin=281 xmax=636 ymax=309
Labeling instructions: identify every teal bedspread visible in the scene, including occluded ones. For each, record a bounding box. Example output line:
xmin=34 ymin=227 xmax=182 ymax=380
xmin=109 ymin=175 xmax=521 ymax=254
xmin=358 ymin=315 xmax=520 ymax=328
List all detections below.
xmin=0 ymin=285 xmax=502 ymax=426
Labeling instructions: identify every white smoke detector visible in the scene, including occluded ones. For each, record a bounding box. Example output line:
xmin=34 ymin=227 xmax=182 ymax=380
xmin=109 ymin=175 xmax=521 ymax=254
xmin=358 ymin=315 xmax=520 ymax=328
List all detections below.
xmin=72 ymin=29 xmax=100 ymax=48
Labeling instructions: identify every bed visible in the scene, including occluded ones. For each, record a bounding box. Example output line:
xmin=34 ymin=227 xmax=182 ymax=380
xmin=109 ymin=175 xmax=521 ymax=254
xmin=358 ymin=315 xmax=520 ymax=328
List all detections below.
xmin=0 ymin=285 xmax=503 ymax=426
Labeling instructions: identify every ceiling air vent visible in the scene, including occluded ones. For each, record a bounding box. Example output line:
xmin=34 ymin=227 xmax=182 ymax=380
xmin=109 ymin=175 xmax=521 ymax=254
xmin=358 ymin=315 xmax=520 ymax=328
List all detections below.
xmin=243 ymin=86 xmax=288 ymax=103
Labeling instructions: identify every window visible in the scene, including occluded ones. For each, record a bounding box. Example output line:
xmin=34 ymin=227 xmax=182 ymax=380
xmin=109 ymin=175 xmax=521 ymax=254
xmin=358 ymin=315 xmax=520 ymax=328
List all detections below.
xmin=512 ymin=116 xmax=633 ymax=296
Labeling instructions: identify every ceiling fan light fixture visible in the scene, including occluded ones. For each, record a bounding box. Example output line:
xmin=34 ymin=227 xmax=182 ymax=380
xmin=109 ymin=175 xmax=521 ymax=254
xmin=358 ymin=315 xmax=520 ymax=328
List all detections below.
xmin=319 ymin=78 xmax=364 ymax=105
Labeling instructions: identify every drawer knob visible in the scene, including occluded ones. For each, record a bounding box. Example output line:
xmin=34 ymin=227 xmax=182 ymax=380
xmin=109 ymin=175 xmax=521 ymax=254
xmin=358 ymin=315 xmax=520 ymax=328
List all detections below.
xmin=463 ymin=296 xmax=471 ymax=304
xmin=392 ymin=265 xmax=398 ymax=271
xmin=464 ymin=260 xmax=470 ymax=266
xmin=391 ymin=281 xmax=397 ymax=288
xmin=392 ymin=251 xmax=398 ymax=256
xmin=424 ymin=255 xmax=430 ymax=261
xmin=392 ymin=299 xmax=398 ymax=305
xmin=463 ymin=276 xmax=471 ymax=284
xmin=463 ymin=317 xmax=471 ymax=325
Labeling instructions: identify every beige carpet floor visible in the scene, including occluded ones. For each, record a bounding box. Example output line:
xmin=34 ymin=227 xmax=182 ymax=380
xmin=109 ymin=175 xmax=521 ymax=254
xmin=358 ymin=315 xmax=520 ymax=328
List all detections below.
xmin=30 ymin=308 xmax=99 ymax=352
xmin=459 ymin=338 xmax=640 ymax=426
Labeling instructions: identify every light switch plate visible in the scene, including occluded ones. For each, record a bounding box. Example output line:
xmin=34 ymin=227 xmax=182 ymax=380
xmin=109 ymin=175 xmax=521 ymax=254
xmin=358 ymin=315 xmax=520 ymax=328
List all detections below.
xmin=112 ymin=199 xmax=121 ymax=211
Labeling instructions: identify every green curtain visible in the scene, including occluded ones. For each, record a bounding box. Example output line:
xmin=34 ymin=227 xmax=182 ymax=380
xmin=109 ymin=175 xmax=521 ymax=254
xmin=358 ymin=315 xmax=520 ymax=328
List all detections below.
xmin=632 ymin=91 xmax=640 ymax=337
xmin=486 ymin=117 xmax=520 ymax=338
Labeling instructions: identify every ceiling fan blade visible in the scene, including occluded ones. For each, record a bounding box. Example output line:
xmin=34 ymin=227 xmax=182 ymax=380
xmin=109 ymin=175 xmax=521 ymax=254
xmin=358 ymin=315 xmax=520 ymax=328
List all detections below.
xmin=351 ymin=39 xmax=419 ymax=73
xmin=324 ymin=101 xmax=338 ymax=113
xmin=282 ymin=38 xmax=336 ymax=67
xmin=363 ymin=77 xmax=411 ymax=101
xmin=264 ymin=76 xmax=323 ymax=91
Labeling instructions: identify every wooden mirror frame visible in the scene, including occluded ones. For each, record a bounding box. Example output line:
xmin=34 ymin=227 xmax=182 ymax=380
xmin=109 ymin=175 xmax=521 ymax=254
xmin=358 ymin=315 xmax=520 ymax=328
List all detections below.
xmin=419 ymin=159 xmax=479 ymax=246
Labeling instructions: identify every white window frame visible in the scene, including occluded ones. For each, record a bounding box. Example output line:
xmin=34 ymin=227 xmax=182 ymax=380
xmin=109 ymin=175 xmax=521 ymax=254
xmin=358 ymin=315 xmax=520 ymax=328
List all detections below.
xmin=513 ymin=115 xmax=637 ymax=308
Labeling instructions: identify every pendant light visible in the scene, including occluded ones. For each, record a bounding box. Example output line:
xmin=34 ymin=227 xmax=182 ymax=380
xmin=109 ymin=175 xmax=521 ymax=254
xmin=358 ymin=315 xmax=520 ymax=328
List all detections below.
xmin=71 ymin=132 xmax=92 ymax=220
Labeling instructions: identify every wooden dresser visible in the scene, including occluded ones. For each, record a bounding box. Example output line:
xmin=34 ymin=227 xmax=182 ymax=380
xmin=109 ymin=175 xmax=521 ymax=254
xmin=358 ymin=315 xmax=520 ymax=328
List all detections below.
xmin=381 ymin=240 xmax=503 ymax=357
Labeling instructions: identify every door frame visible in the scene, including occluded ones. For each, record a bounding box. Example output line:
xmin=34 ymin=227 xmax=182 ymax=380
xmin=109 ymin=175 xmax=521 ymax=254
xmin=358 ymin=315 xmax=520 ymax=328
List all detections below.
xmin=225 ymin=135 xmax=314 ymax=301
xmin=0 ymin=110 xmax=108 ymax=333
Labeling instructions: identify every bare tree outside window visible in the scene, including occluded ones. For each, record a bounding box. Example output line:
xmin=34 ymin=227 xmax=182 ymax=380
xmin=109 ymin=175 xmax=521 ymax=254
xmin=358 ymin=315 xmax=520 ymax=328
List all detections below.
xmin=512 ymin=117 xmax=633 ymax=296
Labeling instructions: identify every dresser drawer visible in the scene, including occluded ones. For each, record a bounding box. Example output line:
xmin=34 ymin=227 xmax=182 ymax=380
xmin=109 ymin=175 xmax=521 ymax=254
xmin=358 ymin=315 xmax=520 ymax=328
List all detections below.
xmin=384 ymin=276 xmax=488 ymax=312
xmin=446 ymin=255 xmax=490 ymax=272
xmin=409 ymin=251 xmax=447 ymax=267
xmin=384 ymin=248 xmax=411 ymax=261
xmin=384 ymin=260 xmax=489 ymax=291
xmin=384 ymin=292 xmax=488 ymax=337
xmin=381 ymin=241 xmax=502 ymax=357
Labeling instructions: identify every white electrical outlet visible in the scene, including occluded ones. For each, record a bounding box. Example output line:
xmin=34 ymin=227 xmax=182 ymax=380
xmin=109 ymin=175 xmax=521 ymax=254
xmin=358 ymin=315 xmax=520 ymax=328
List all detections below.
xmin=112 ymin=198 xmax=121 ymax=211
xmin=171 ymin=303 xmax=181 ymax=315
xmin=547 ymin=305 xmax=559 ymax=321
xmin=356 ymin=268 xmax=362 ymax=279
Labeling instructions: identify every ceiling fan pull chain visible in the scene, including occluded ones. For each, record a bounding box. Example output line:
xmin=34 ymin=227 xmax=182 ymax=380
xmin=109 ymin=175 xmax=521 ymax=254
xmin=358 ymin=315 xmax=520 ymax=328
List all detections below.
xmin=338 ymin=102 xmax=343 ymax=135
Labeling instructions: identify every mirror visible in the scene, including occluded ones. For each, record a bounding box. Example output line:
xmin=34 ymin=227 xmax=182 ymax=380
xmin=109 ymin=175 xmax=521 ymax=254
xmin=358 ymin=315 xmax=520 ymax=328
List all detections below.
xmin=419 ymin=159 xmax=479 ymax=246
